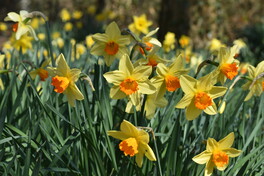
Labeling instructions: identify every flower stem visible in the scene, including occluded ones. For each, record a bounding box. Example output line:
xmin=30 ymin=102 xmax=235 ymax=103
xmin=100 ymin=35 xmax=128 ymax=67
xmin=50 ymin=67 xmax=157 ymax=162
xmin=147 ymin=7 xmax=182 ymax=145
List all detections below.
xmin=45 ymin=21 xmax=55 ymax=66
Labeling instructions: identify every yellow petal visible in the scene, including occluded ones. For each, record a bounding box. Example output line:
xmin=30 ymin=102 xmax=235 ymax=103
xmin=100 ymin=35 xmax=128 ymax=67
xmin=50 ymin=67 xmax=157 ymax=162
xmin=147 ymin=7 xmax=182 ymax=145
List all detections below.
xmin=133 ymin=65 xmax=152 ymax=80
xmin=140 ymin=142 xmax=156 ymax=161
xmin=156 ymin=63 xmax=168 ymax=77
xmin=175 ymin=94 xmax=193 ymax=109
xmin=92 ymin=33 xmax=108 ymax=42
xmin=103 ymin=71 xmax=126 ymax=84
xmin=65 ymin=84 xmax=84 ymax=106
xmin=192 ymin=151 xmax=212 ymax=164
xmin=135 ymin=152 xmax=144 ymax=167
xmin=119 ymin=55 xmax=133 ymax=76
xmin=208 ymin=86 xmax=227 ymax=99
xmin=105 ymin=21 xmax=121 ymax=40
xmin=120 ymin=120 xmax=139 ymax=137
xmin=137 ymin=130 xmax=149 ymax=144
xmin=179 ymin=75 xmax=196 ymax=95
xmin=218 ymin=132 xmax=234 ymax=149
xmin=255 ymin=60 xmax=264 ymax=76
xmin=110 ymin=85 xmax=126 ymax=99
xmin=205 ymin=160 xmax=214 ymax=176
xmin=169 ymin=55 xmax=185 ymax=73
xmin=56 ymin=54 xmax=70 ymax=76
xmin=185 ymin=99 xmax=202 ymax=120
xmin=206 ymin=138 xmax=218 ymax=152
xmin=107 ymin=131 xmax=130 ymax=140
xmin=90 ymin=43 xmax=106 ymax=56
xmin=16 ymin=25 xmax=29 ymax=40
xmin=5 ymin=12 xmax=20 ymax=22
xmin=222 ymin=148 xmax=242 ymax=158
xmin=138 ymin=80 xmax=156 ymax=94
xmin=204 ymin=102 xmax=217 ymax=115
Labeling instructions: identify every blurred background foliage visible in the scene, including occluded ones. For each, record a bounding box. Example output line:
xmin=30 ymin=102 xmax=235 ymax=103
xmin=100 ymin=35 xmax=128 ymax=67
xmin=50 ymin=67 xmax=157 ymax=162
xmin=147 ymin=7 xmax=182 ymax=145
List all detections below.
xmin=1 ymin=0 xmax=263 ymax=50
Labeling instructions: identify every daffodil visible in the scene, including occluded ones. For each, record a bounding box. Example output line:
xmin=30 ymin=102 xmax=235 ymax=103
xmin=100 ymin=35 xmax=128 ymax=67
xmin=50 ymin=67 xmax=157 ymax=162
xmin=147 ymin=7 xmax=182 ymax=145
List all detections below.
xmin=60 ymin=8 xmax=71 ymax=22
xmin=10 ymin=33 xmax=33 ymax=54
xmin=179 ymin=35 xmax=191 ymax=48
xmin=108 ymin=120 xmax=156 ymax=167
xmin=242 ymin=61 xmax=264 ymax=101
xmin=103 ymin=54 xmax=156 ymax=106
xmin=137 ymin=28 xmax=161 ymax=55
xmin=29 ymin=59 xmax=50 ymax=81
xmin=4 ymin=10 xmax=37 ymax=40
xmin=212 ymin=45 xmax=240 ymax=85
xmin=175 ymin=74 xmax=227 ymax=120
xmin=47 ymin=54 xmax=84 ymax=107
xmin=91 ymin=22 xmax=130 ymax=66
xmin=85 ymin=35 xmax=95 ymax=48
xmin=144 ymin=79 xmax=168 ymax=119
xmin=0 ymin=22 xmax=7 ymax=31
xmin=128 ymin=14 xmax=152 ymax=36
xmin=64 ymin=22 xmax=73 ymax=31
xmin=152 ymin=55 xmax=189 ymax=99
xmin=72 ymin=10 xmax=83 ymax=20
xmin=192 ymin=132 xmax=242 ymax=176
xmin=163 ymin=32 xmax=176 ymax=52
xmin=209 ymin=38 xmax=226 ymax=52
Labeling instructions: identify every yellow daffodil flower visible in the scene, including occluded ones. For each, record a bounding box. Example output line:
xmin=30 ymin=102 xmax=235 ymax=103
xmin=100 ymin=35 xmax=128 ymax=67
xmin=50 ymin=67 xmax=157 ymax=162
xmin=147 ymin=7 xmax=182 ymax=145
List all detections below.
xmin=103 ymin=54 xmax=156 ymax=106
xmin=192 ymin=132 xmax=242 ymax=176
xmin=144 ymin=79 xmax=168 ymax=119
xmin=37 ymin=33 xmax=45 ymax=40
xmin=209 ymin=38 xmax=226 ymax=52
xmin=128 ymin=14 xmax=152 ymax=36
xmin=242 ymin=61 xmax=264 ymax=101
xmin=47 ymin=54 xmax=84 ymax=107
xmin=52 ymin=32 xmax=61 ymax=39
xmin=137 ymin=28 xmax=161 ymax=55
xmin=233 ymin=39 xmax=246 ymax=50
xmin=64 ymin=22 xmax=73 ymax=31
xmin=4 ymin=10 xmax=37 ymax=40
xmin=179 ymin=35 xmax=191 ymax=48
xmin=29 ymin=59 xmax=50 ymax=81
xmin=108 ymin=120 xmax=156 ymax=167
xmin=175 ymin=74 xmax=227 ymax=120
xmin=85 ymin=35 xmax=95 ymax=48
xmin=10 ymin=33 xmax=33 ymax=54
xmin=60 ymin=8 xmax=71 ymax=22
xmin=212 ymin=45 xmax=240 ymax=85
xmin=163 ymin=32 xmax=176 ymax=52
xmin=72 ymin=10 xmax=83 ymax=20
xmin=135 ymin=50 xmax=167 ymax=68
xmin=91 ymin=22 xmax=130 ymax=66
xmin=0 ymin=22 xmax=7 ymax=31
xmin=54 ymin=37 xmax=64 ymax=49
xmin=152 ymin=55 xmax=189 ymax=99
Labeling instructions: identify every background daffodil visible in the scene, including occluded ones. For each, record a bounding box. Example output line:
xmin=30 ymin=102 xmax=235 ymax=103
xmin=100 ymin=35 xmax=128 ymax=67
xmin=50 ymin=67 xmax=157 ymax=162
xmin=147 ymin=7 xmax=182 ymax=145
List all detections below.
xmin=175 ymin=74 xmax=227 ymax=120
xmin=212 ymin=45 xmax=240 ymax=85
xmin=152 ymin=55 xmax=189 ymax=99
xmin=91 ymin=21 xmax=130 ymax=66
xmin=192 ymin=132 xmax=242 ymax=176
xmin=47 ymin=54 xmax=84 ymax=107
xmin=103 ymin=54 xmax=156 ymax=107
xmin=242 ymin=60 xmax=264 ymax=101
xmin=4 ymin=10 xmax=37 ymax=40
xmin=128 ymin=14 xmax=152 ymax=35
xmin=108 ymin=120 xmax=156 ymax=167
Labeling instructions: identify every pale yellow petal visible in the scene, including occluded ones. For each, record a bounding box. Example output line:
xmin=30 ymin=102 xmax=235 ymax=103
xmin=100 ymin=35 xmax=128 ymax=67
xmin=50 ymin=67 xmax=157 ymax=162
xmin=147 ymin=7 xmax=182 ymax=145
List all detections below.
xmin=16 ymin=25 xmax=29 ymax=40
xmin=140 ymin=143 xmax=156 ymax=161
xmin=120 ymin=120 xmax=139 ymax=137
xmin=65 ymin=84 xmax=84 ymax=107
xmin=56 ymin=54 xmax=70 ymax=76
xmin=180 ymin=75 xmax=196 ymax=95
xmin=208 ymin=86 xmax=227 ymax=99
xmin=205 ymin=159 xmax=214 ymax=176
xmin=169 ymin=55 xmax=184 ymax=73
xmin=133 ymin=65 xmax=152 ymax=80
xmin=107 ymin=131 xmax=130 ymax=140
xmin=110 ymin=85 xmax=126 ymax=99
xmin=105 ymin=21 xmax=121 ymax=40
xmin=192 ymin=151 xmax=212 ymax=164
xmin=69 ymin=68 xmax=81 ymax=82
xmin=204 ymin=102 xmax=217 ymax=115
xmin=5 ymin=12 xmax=20 ymax=22
xmin=90 ymin=43 xmax=106 ymax=56
xmin=119 ymin=55 xmax=133 ymax=76
xmin=156 ymin=63 xmax=168 ymax=77
xmin=255 ymin=60 xmax=264 ymax=75
xmin=135 ymin=152 xmax=144 ymax=167
xmin=103 ymin=71 xmax=125 ymax=84
xmin=138 ymin=80 xmax=156 ymax=94
xmin=218 ymin=132 xmax=234 ymax=149
xmin=206 ymin=138 xmax=218 ymax=152
xmin=222 ymin=148 xmax=242 ymax=158
xmin=185 ymin=99 xmax=202 ymax=120
xmin=137 ymin=130 xmax=149 ymax=144
xmin=92 ymin=33 xmax=108 ymax=42
xmin=175 ymin=94 xmax=193 ymax=109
